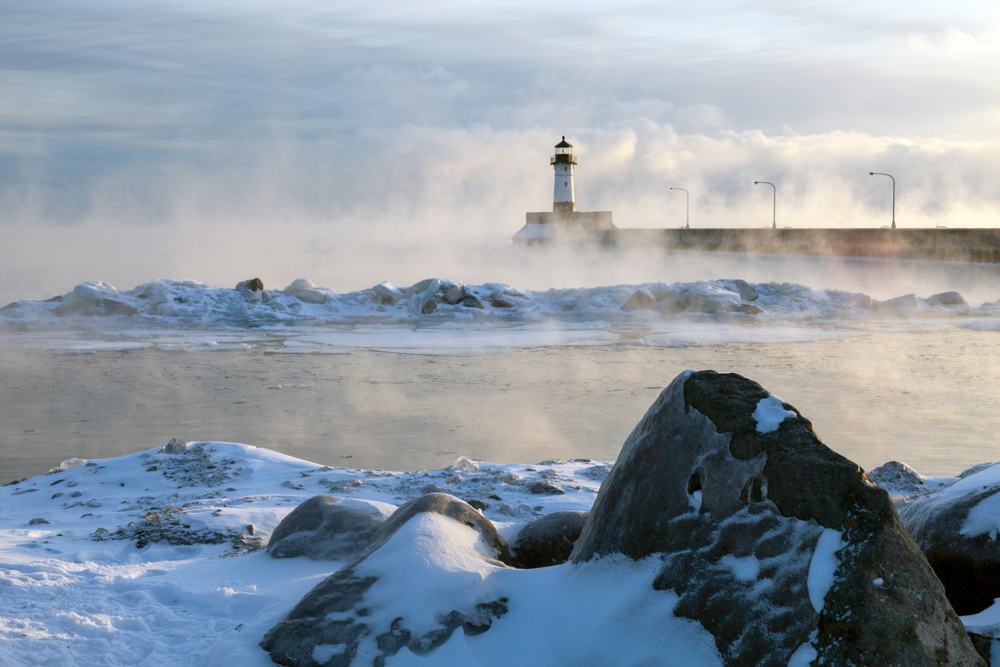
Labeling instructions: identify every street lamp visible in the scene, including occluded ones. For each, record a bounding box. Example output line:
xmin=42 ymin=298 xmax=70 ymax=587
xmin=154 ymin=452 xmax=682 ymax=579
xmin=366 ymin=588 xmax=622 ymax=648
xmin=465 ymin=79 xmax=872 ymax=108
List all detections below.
xmin=869 ymin=172 xmax=896 ymax=229
xmin=669 ymin=187 xmax=689 ymax=229
xmin=754 ymin=181 xmax=776 ymax=229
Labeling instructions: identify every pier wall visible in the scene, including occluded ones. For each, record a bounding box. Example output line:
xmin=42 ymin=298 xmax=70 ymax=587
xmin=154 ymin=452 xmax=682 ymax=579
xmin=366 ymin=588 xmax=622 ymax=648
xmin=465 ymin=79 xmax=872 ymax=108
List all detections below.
xmin=519 ymin=227 xmax=1000 ymax=263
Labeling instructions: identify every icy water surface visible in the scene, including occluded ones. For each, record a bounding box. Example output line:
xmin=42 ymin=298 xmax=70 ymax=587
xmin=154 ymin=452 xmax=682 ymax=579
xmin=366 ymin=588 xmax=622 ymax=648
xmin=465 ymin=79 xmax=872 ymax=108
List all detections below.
xmin=1 ymin=327 xmax=997 ymax=482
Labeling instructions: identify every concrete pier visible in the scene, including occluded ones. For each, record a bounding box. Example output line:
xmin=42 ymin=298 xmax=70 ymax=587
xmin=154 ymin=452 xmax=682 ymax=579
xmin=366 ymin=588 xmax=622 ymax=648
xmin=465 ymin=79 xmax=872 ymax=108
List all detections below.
xmin=514 ymin=226 xmax=1000 ymax=263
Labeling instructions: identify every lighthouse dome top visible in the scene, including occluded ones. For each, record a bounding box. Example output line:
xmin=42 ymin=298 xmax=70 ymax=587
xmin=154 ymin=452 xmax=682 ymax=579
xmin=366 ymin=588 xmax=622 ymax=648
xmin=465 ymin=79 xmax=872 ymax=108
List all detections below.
xmin=554 ymin=136 xmax=574 ymax=158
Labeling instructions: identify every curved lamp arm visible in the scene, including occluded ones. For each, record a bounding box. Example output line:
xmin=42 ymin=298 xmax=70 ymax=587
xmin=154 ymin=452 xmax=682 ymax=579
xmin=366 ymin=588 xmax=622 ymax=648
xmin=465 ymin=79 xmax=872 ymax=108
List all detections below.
xmin=869 ymin=172 xmax=896 ymax=229
xmin=754 ymin=181 xmax=776 ymax=229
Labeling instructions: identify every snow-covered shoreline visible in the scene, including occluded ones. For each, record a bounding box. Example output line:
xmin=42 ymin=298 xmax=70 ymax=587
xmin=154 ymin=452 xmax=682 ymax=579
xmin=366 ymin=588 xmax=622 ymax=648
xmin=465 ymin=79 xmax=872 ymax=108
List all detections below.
xmin=0 ymin=441 xmax=605 ymax=667
xmin=2 ymin=438 xmax=998 ymax=667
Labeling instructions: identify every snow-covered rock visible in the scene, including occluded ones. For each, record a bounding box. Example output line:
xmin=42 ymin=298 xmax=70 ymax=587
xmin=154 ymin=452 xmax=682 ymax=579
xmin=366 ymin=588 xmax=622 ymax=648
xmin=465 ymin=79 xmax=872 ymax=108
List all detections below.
xmin=571 ymin=370 xmax=982 ymax=667
xmin=236 ymin=278 xmax=265 ymax=303
xmin=285 ymin=279 xmax=329 ymax=304
xmin=927 ymin=291 xmax=968 ymax=306
xmin=441 ymin=283 xmax=466 ymax=305
xmin=869 ymin=460 xmax=930 ymax=497
xmin=372 ymin=282 xmax=405 ymax=305
xmin=873 ymin=293 xmax=924 ymax=312
xmin=267 ymin=495 xmax=391 ymax=561
xmin=719 ymin=278 xmax=759 ymax=302
xmin=261 ymin=493 xmax=513 ymax=666
xmin=899 ymin=462 xmax=1000 ymax=615
xmin=510 ymin=510 xmax=588 ymax=569
xmin=620 ymin=289 xmax=656 ymax=311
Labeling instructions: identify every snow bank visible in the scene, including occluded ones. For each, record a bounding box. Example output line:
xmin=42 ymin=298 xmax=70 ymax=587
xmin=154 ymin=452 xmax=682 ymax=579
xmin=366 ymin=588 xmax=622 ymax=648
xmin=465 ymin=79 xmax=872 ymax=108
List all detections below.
xmin=1 ymin=278 xmax=992 ymax=331
xmin=0 ymin=442 xmax=603 ymax=666
xmin=4 ymin=440 xmax=1000 ymax=665
xmin=2 ymin=440 xmax=904 ymax=666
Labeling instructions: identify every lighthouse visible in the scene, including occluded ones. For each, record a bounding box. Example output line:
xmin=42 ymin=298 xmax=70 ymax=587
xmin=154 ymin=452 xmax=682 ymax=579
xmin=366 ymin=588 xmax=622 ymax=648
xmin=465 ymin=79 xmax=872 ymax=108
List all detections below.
xmin=552 ymin=136 xmax=577 ymax=214
xmin=512 ymin=136 xmax=615 ymax=244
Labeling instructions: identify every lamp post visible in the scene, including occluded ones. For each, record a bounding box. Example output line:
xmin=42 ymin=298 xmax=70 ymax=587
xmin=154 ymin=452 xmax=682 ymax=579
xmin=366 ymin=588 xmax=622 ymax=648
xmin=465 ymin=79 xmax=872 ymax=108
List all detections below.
xmin=754 ymin=181 xmax=776 ymax=229
xmin=669 ymin=187 xmax=689 ymax=229
xmin=869 ymin=172 xmax=895 ymax=229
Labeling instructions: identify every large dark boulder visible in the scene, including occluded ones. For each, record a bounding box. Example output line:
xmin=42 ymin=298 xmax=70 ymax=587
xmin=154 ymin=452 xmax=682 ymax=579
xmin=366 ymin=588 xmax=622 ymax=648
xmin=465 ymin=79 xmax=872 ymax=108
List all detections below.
xmin=572 ymin=370 xmax=982 ymax=667
xmin=511 ymin=511 xmax=588 ymax=569
xmin=899 ymin=463 xmax=1000 ymax=615
xmin=261 ymin=493 xmax=512 ymax=667
xmin=267 ymin=496 xmax=386 ymax=561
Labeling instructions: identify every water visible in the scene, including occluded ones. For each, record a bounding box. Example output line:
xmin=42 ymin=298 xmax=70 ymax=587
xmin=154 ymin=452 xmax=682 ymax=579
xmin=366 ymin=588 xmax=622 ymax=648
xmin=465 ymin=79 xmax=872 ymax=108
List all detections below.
xmin=2 ymin=329 xmax=997 ymax=483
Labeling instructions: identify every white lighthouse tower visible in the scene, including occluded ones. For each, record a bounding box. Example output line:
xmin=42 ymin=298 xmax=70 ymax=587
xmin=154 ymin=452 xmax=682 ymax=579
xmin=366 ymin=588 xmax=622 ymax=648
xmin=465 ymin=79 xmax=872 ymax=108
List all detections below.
xmin=513 ymin=136 xmax=615 ymax=244
xmin=552 ymin=136 xmax=576 ymax=214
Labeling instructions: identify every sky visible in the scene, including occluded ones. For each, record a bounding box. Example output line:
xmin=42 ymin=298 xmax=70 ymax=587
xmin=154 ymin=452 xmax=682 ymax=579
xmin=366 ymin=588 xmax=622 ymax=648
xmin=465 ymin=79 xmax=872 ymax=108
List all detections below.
xmin=2 ymin=0 xmax=1000 ymax=296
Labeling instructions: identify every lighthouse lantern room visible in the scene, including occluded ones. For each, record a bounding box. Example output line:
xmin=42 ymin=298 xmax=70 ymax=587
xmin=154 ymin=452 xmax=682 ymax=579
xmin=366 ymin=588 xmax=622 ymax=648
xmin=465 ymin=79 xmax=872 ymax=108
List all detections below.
xmin=551 ymin=136 xmax=577 ymax=214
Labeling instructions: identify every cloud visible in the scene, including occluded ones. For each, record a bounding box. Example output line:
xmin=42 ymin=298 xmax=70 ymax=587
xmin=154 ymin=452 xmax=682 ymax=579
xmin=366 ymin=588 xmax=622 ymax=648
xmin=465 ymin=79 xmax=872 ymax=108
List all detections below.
xmin=5 ymin=119 xmax=999 ymax=232
xmin=2 ymin=0 xmax=1000 ymax=299
xmin=902 ymin=27 xmax=1000 ymax=58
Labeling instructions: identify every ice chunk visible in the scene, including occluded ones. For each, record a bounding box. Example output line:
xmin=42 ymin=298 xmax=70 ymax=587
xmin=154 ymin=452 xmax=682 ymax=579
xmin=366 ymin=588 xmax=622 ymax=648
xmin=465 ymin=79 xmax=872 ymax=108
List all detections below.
xmin=450 ymin=456 xmax=479 ymax=473
xmin=288 ymin=287 xmax=327 ymax=304
xmin=72 ymin=281 xmax=118 ymax=301
xmin=49 ymin=458 xmax=88 ymax=473
xmin=372 ymin=282 xmax=404 ymax=305
xmin=1 ymin=306 xmax=25 ymax=319
xmin=407 ymin=278 xmax=441 ymax=315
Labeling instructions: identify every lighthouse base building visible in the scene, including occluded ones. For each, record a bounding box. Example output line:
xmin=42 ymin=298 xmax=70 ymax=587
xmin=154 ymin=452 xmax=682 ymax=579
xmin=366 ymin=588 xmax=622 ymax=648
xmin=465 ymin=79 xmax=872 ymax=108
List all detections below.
xmin=513 ymin=136 xmax=616 ymax=245
xmin=513 ymin=210 xmax=617 ymax=244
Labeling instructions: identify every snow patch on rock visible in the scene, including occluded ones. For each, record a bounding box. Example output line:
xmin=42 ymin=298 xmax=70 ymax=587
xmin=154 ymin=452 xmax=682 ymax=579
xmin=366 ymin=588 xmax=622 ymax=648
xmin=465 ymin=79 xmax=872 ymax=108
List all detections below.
xmin=752 ymin=395 xmax=796 ymax=434
xmin=807 ymin=528 xmax=846 ymax=613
